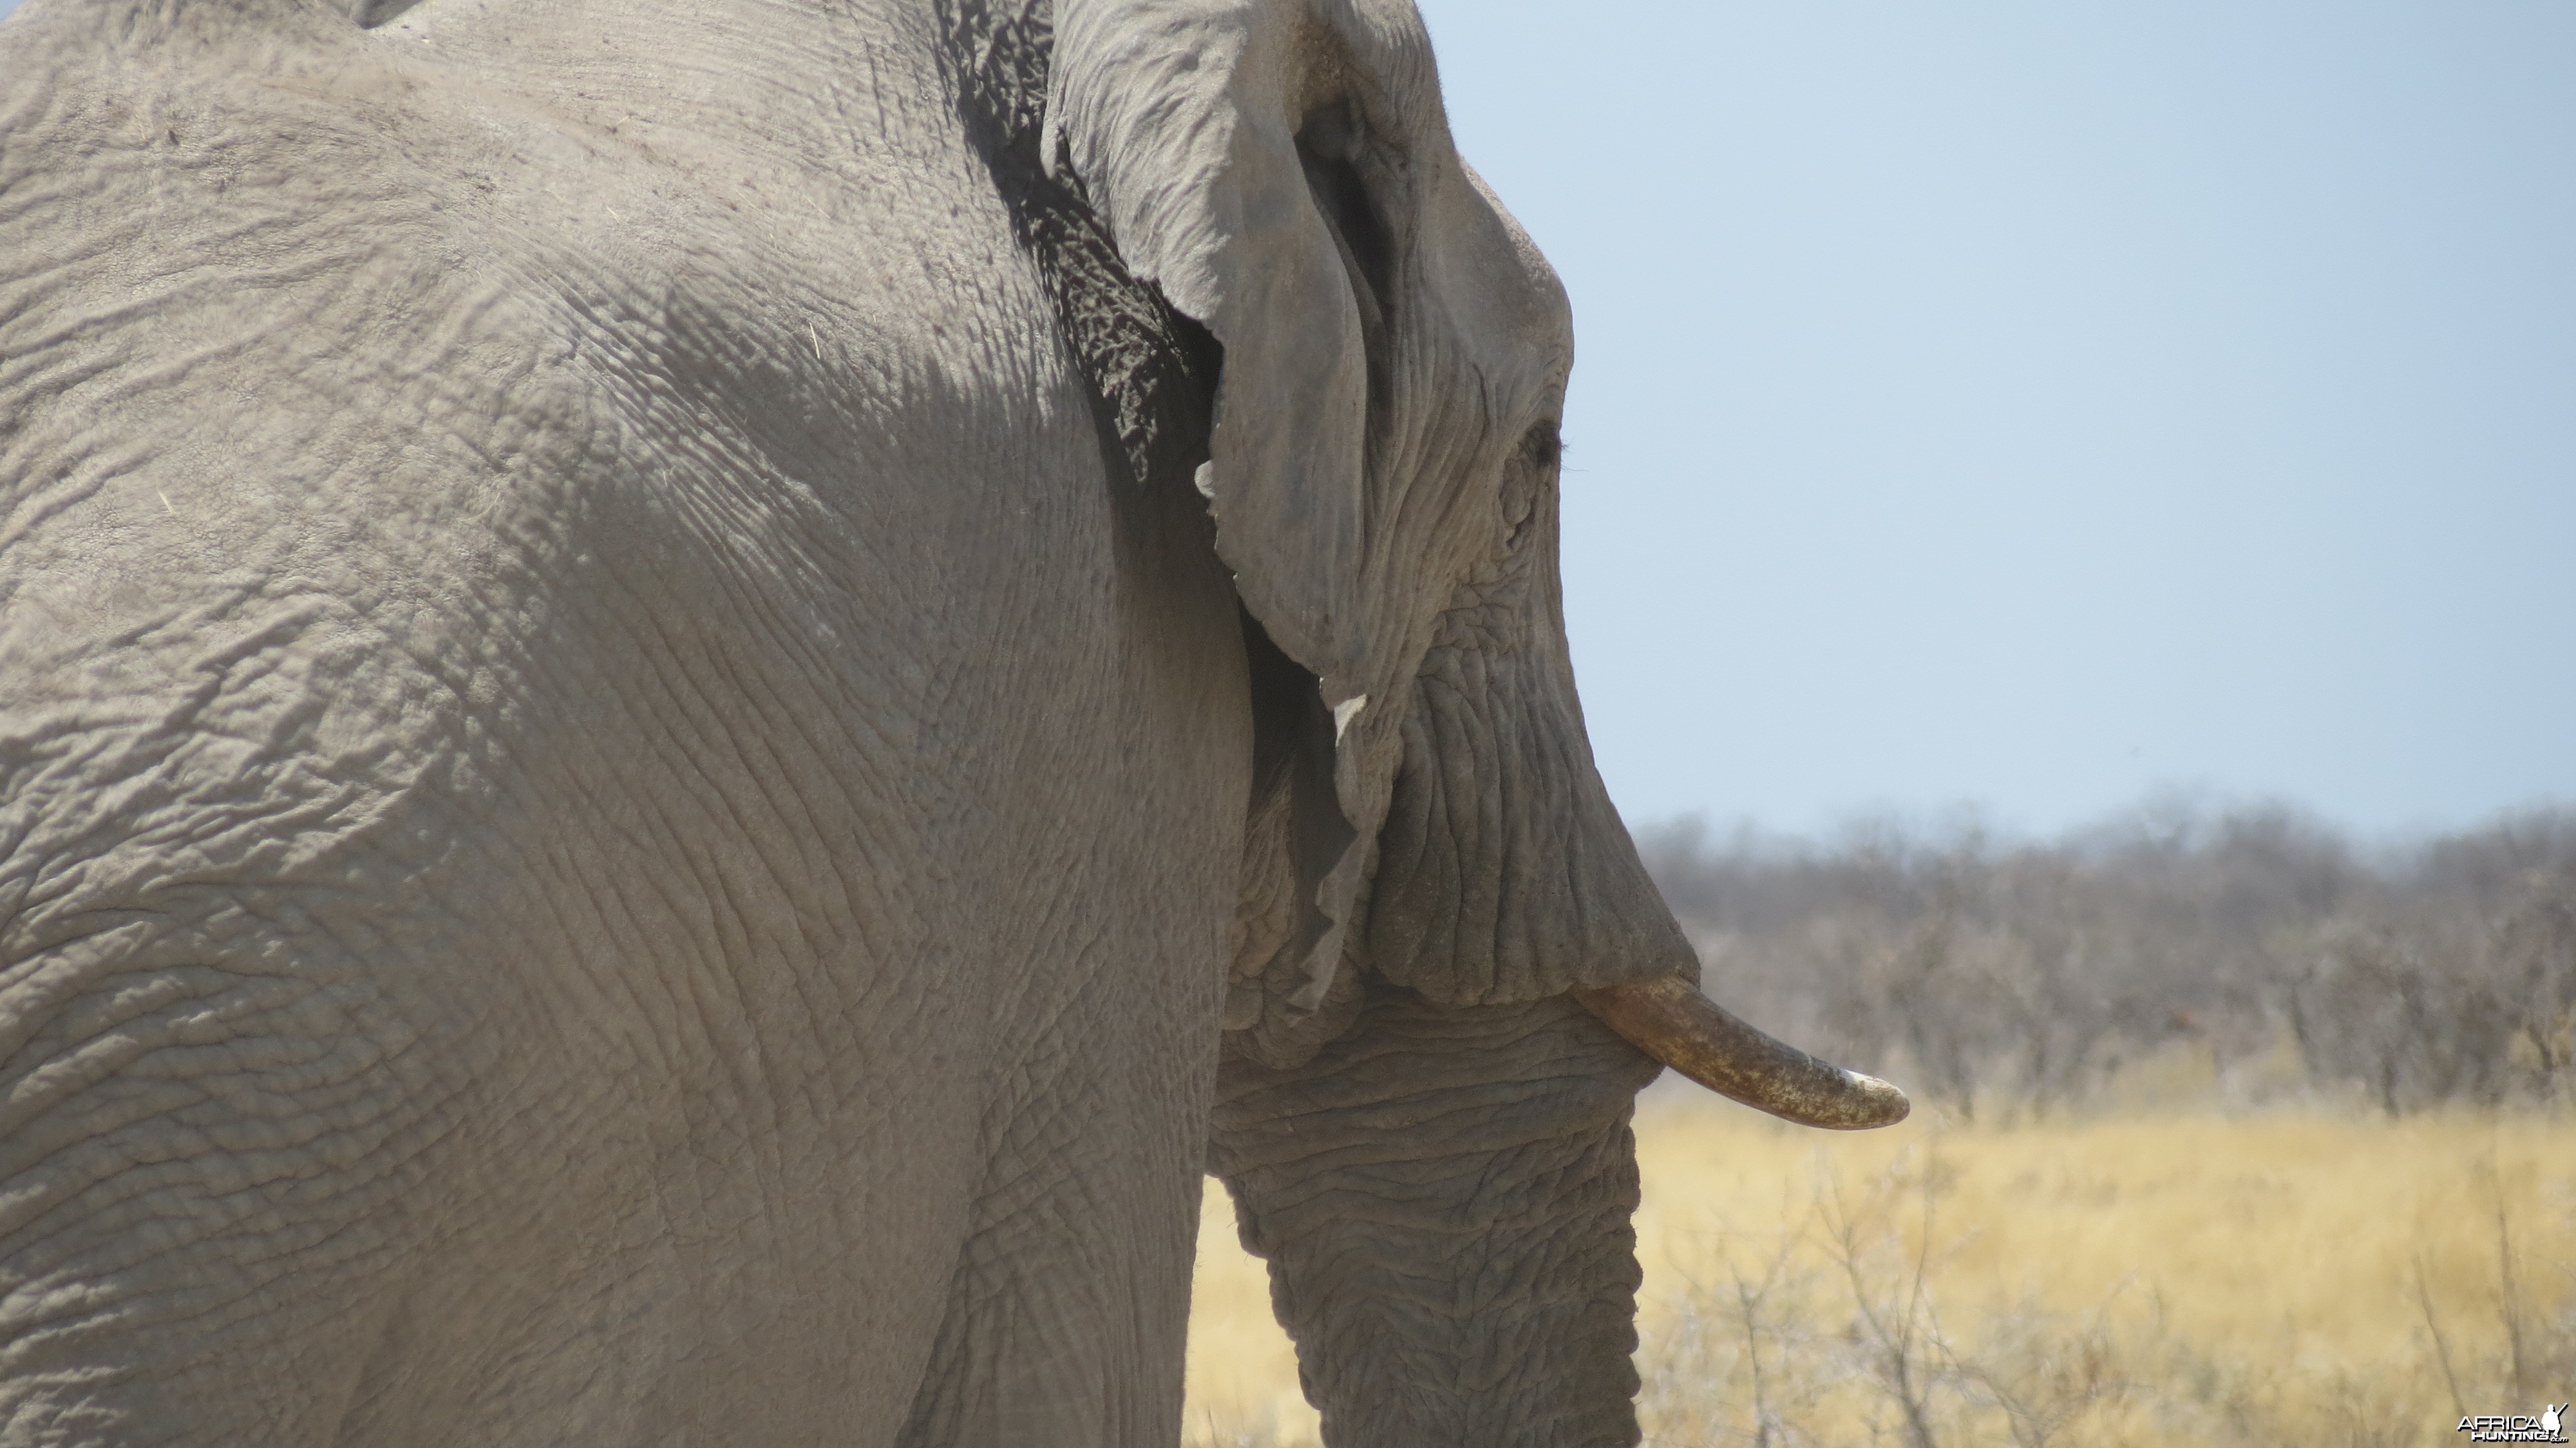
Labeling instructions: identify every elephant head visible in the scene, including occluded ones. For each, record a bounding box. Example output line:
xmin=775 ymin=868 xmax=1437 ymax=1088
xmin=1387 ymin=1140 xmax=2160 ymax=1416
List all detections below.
xmin=1035 ymin=0 xmax=1909 ymax=1441
xmin=0 ymin=0 xmax=1895 ymax=1435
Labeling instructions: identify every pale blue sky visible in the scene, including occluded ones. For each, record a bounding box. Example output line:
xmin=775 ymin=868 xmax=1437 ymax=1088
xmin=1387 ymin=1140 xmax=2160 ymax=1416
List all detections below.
xmin=6 ymin=0 xmax=2568 ymax=837
xmin=1422 ymin=1 xmax=2575 ymax=838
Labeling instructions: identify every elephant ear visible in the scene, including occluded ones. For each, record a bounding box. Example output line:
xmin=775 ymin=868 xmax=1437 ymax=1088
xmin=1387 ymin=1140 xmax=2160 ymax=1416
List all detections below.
xmin=1048 ymin=0 xmax=1383 ymax=1011
xmin=1045 ymin=0 xmax=1370 ymax=687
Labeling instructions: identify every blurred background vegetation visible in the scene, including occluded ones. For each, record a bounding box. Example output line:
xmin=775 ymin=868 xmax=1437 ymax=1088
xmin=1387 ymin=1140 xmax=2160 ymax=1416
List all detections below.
xmin=1185 ymin=797 xmax=2576 ymax=1448
xmin=1638 ymin=797 xmax=2576 ymax=1120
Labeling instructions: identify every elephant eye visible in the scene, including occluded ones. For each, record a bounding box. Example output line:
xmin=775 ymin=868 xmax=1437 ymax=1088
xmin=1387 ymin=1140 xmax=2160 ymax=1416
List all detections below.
xmin=1520 ymin=422 xmax=1562 ymax=470
xmin=1499 ymin=422 xmax=1558 ymax=548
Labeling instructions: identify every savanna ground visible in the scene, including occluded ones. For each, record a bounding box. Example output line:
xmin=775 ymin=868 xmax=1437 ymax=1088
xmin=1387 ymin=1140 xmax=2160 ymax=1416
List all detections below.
xmin=1183 ymin=1083 xmax=2576 ymax=1447
xmin=1184 ymin=801 xmax=2576 ymax=1447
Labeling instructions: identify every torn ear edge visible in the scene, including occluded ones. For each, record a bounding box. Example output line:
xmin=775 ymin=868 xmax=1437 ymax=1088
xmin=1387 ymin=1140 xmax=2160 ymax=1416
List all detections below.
xmin=1225 ymin=609 xmax=1365 ymax=1065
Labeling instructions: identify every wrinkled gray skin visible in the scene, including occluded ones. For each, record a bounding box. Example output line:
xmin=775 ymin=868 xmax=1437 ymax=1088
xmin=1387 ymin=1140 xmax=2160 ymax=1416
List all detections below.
xmin=0 ymin=0 xmax=1709 ymax=1441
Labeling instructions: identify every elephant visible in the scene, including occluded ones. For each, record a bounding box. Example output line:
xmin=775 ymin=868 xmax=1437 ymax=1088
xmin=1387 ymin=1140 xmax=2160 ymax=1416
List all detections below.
xmin=0 ymin=0 xmax=1905 ymax=1441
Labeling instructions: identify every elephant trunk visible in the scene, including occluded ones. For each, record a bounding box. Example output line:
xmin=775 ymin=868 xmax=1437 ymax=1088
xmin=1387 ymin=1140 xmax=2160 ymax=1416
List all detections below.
xmin=1210 ymin=979 xmax=1660 ymax=1448
xmin=1577 ymin=977 xmax=1911 ymax=1130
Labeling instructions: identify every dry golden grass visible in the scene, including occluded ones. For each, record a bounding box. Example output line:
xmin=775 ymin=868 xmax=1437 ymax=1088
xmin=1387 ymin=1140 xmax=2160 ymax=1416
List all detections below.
xmin=1182 ymin=1094 xmax=2576 ymax=1447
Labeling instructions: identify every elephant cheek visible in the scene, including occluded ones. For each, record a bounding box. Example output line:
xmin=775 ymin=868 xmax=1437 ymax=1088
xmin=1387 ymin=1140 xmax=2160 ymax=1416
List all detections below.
xmin=1363 ymin=627 xmax=1695 ymax=1009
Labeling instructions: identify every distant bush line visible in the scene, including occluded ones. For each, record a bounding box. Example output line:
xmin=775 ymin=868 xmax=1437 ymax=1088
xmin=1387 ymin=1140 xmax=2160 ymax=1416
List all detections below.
xmin=1637 ymin=799 xmax=2576 ymax=1117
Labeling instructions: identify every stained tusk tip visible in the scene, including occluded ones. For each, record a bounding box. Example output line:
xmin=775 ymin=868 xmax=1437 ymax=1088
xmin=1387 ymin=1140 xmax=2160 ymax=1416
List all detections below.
xmin=1577 ymin=976 xmax=1913 ymax=1132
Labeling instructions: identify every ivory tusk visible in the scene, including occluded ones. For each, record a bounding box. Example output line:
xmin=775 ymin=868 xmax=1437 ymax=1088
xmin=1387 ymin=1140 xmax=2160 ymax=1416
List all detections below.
xmin=1577 ymin=976 xmax=1911 ymax=1130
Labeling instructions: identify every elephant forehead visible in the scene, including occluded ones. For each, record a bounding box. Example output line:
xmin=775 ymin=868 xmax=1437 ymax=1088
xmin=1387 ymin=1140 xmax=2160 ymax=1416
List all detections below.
xmin=1426 ymin=157 xmax=1575 ymax=397
xmin=1305 ymin=0 xmax=1574 ymax=387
